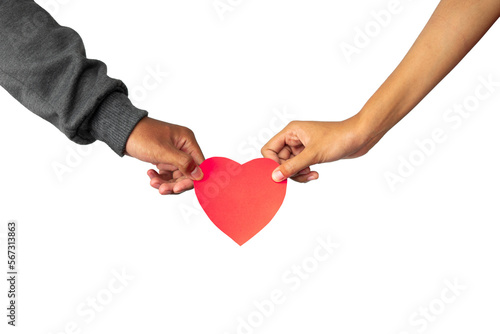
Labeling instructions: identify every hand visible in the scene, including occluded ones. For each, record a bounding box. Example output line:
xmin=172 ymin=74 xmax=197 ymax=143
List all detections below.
xmin=125 ymin=117 xmax=205 ymax=194
xmin=261 ymin=116 xmax=381 ymax=182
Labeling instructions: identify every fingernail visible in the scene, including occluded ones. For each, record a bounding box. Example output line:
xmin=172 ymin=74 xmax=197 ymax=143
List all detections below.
xmin=307 ymin=175 xmax=317 ymax=182
xmin=272 ymin=169 xmax=285 ymax=182
xmin=191 ymin=167 xmax=204 ymax=180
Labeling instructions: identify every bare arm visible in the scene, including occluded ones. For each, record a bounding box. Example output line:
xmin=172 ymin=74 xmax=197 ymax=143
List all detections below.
xmin=262 ymin=0 xmax=500 ymax=182
xmin=359 ymin=0 xmax=500 ymax=146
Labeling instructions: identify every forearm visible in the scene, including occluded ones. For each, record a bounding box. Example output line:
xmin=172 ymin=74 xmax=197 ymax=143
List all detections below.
xmin=357 ymin=0 xmax=500 ymax=139
xmin=0 ymin=0 xmax=147 ymax=155
xmin=263 ymin=0 xmax=499 ymax=179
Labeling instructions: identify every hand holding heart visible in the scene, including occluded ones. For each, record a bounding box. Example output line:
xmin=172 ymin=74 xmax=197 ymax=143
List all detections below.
xmin=142 ymin=117 xmax=380 ymax=244
xmin=261 ymin=117 xmax=378 ymax=183
xmin=126 ymin=117 xmax=205 ymax=195
xmin=145 ymin=116 xmax=377 ymax=195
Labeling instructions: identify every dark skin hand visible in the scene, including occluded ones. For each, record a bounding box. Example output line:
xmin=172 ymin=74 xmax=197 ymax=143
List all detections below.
xmin=125 ymin=116 xmax=205 ymax=194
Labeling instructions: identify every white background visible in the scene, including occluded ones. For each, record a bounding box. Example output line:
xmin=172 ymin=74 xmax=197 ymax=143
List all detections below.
xmin=1 ymin=0 xmax=500 ymax=333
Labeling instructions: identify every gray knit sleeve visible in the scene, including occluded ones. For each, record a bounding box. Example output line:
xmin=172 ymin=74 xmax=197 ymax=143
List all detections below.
xmin=0 ymin=0 xmax=147 ymax=156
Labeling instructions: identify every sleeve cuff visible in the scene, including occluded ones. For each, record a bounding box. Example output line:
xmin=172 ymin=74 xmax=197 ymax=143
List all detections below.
xmin=88 ymin=92 xmax=148 ymax=156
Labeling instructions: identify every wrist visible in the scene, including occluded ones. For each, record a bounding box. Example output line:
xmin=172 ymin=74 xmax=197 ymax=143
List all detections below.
xmin=355 ymin=91 xmax=407 ymax=144
xmin=350 ymin=111 xmax=379 ymax=148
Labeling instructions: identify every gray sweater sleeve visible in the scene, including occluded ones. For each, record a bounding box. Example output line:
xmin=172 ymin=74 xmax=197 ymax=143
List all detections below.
xmin=0 ymin=0 xmax=148 ymax=156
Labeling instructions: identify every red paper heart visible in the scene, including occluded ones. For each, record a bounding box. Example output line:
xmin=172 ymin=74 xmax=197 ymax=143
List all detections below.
xmin=194 ymin=157 xmax=287 ymax=245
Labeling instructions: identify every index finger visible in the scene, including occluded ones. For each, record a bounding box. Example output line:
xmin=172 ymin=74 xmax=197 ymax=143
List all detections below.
xmin=182 ymin=137 xmax=206 ymax=166
xmin=261 ymin=131 xmax=287 ymax=164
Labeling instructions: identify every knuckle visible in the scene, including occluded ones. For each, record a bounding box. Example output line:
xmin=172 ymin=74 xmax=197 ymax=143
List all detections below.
xmin=181 ymin=126 xmax=195 ymax=138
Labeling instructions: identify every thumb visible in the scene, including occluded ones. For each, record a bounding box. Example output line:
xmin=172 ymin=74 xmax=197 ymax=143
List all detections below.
xmin=271 ymin=149 xmax=316 ymax=182
xmin=167 ymin=146 xmax=204 ymax=181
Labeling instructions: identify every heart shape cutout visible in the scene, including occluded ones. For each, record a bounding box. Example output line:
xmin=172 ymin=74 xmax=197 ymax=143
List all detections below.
xmin=194 ymin=157 xmax=287 ymax=245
